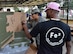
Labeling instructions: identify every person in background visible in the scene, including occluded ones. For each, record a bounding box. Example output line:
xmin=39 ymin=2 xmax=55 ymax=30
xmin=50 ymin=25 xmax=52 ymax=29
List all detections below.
xmin=0 ymin=8 xmax=3 ymax=12
xmin=24 ymin=2 xmax=71 ymax=54
xmin=22 ymin=9 xmax=46 ymax=54
xmin=30 ymin=9 xmax=47 ymax=27
xmin=30 ymin=9 xmax=47 ymax=47
xmin=7 ymin=9 xmax=10 ymax=12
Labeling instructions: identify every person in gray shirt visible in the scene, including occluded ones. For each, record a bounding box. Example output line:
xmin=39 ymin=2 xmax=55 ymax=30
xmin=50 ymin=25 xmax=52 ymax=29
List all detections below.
xmin=30 ymin=9 xmax=47 ymax=47
xmin=30 ymin=9 xmax=47 ymax=28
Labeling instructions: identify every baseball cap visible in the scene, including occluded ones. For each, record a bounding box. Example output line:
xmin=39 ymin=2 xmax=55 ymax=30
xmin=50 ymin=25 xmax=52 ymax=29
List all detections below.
xmin=31 ymin=9 xmax=40 ymax=15
xmin=45 ymin=2 xmax=61 ymax=12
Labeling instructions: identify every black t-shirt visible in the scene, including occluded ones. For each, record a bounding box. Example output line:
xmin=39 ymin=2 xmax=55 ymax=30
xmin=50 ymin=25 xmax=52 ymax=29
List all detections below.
xmin=30 ymin=20 xmax=71 ymax=54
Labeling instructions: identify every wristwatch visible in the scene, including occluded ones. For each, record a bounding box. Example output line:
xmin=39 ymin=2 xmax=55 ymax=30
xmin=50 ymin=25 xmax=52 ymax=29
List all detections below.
xmin=30 ymin=38 xmax=34 ymax=43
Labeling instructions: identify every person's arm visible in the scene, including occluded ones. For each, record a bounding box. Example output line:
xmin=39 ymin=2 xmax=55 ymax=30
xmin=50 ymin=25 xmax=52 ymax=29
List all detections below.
xmin=23 ymin=24 xmax=32 ymax=39
xmin=66 ymin=41 xmax=71 ymax=54
xmin=66 ymin=26 xmax=71 ymax=54
xmin=22 ymin=22 xmax=33 ymax=43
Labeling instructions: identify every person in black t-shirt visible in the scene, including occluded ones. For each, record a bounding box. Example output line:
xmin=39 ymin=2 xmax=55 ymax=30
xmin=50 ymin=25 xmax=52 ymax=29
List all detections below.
xmin=24 ymin=2 xmax=71 ymax=54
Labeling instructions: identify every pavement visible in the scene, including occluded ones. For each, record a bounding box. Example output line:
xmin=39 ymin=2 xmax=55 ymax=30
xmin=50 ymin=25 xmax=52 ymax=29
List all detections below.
xmin=0 ymin=42 xmax=73 ymax=54
xmin=0 ymin=42 xmax=28 ymax=54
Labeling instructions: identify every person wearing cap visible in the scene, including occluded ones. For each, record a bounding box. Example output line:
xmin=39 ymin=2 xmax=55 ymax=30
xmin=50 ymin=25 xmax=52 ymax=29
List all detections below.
xmin=30 ymin=9 xmax=47 ymax=47
xmin=22 ymin=9 xmax=46 ymax=54
xmin=26 ymin=2 xmax=71 ymax=54
xmin=30 ymin=9 xmax=47 ymax=27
